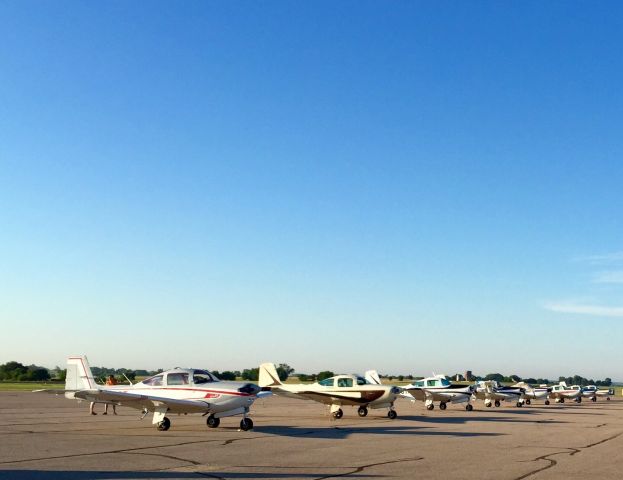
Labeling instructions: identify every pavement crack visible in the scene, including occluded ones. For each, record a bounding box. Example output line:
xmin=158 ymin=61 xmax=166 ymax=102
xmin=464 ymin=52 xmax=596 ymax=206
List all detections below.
xmin=127 ymin=450 xmax=203 ymax=466
xmin=313 ymin=457 xmax=423 ymax=479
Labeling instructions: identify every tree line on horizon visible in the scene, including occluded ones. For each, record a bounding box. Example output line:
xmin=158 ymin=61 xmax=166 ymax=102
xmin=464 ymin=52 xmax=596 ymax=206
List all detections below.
xmin=0 ymin=361 xmax=613 ymax=387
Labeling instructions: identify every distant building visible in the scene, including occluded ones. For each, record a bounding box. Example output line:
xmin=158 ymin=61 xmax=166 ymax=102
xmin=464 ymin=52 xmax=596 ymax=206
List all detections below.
xmin=455 ymin=374 xmax=465 ymax=381
xmin=465 ymin=370 xmax=474 ymax=381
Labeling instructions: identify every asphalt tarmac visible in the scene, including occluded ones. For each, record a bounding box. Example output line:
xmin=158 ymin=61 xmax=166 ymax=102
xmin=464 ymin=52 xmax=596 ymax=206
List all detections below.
xmin=1 ymin=392 xmax=622 ymax=479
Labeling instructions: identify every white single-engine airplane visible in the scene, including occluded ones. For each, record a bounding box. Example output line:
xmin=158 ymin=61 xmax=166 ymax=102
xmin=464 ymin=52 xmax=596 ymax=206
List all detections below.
xmin=473 ymin=380 xmax=526 ymax=408
xmin=259 ymin=363 xmax=402 ymax=419
xmin=548 ymin=382 xmax=583 ymax=403
xmin=36 ymin=356 xmax=263 ymax=431
xmin=512 ymin=382 xmax=552 ymax=405
xmin=403 ymin=375 xmax=475 ymax=411
xmin=582 ymin=385 xmax=614 ymax=402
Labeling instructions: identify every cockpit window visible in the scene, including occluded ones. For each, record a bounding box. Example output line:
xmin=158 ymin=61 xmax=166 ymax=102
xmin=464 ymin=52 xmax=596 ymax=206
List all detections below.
xmin=142 ymin=374 xmax=164 ymax=386
xmin=337 ymin=378 xmax=353 ymax=388
xmin=167 ymin=373 xmax=189 ymax=385
xmin=414 ymin=381 xmax=424 ymax=387
xmin=318 ymin=378 xmax=334 ymax=387
xmin=440 ymin=378 xmax=450 ymax=386
xmin=428 ymin=379 xmax=438 ymax=387
xmin=356 ymin=376 xmax=367 ymax=386
xmin=193 ymin=370 xmax=215 ymax=384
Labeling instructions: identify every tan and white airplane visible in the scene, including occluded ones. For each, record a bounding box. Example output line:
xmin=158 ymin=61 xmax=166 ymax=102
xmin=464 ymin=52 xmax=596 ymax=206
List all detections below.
xmin=581 ymin=385 xmax=614 ymax=402
xmin=36 ymin=356 xmax=262 ymax=431
xmin=259 ymin=362 xmax=401 ymax=419
xmin=548 ymin=382 xmax=583 ymax=403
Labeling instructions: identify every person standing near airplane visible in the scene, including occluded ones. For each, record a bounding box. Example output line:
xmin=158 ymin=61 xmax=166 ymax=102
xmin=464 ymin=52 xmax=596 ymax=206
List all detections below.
xmin=103 ymin=375 xmax=118 ymax=415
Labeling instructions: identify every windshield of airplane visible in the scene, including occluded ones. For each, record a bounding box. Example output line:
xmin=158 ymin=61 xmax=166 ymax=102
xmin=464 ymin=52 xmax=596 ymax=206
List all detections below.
xmin=142 ymin=374 xmax=164 ymax=386
xmin=167 ymin=372 xmax=189 ymax=385
xmin=356 ymin=376 xmax=367 ymax=385
xmin=337 ymin=378 xmax=353 ymax=388
xmin=318 ymin=378 xmax=334 ymax=387
xmin=192 ymin=370 xmax=216 ymax=384
xmin=440 ymin=378 xmax=450 ymax=386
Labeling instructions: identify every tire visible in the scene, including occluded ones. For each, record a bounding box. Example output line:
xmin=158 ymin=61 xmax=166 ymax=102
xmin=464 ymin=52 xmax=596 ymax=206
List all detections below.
xmin=525 ymin=399 xmax=531 ymax=405
xmin=466 ymin=404 xmax=473 ymax=412
xmin=494 ymin=400 xmax=501 ymax=408
xmin=592 ymin=397 xmax=597 ymax=402
xmin=516 ymin=402 xmax=523 ymax=408
xmin=333 ymin=409 xmax=343 ymax=419
xmin=157 ymin=417 xmax=171 ymax=431
xmin=357 ymin=406 xmax=368 ymax=417
xmin=439 ymin=402 xmax=447 ymax=411
xmin=387 ymin=410 xmax=397 ymax=420
xmin=545 ymin=400 xmax=550 ymax=405
xmin=485 ymin=402 xmax=492 ymax=408
xmin=426 ymin=404 xmax=434 ymax=411
xmin=207 ymin=414 xmax=220 ymax=428
xmin=240 ymin=418 xmax=253 ymax=431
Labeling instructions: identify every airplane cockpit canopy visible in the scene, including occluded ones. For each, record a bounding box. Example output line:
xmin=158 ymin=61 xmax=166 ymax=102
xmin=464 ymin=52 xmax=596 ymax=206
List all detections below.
xmin=192 ymin=369 xmax=218 ymax=384
xmin=318 ymin=375 xmax=368 ymax=388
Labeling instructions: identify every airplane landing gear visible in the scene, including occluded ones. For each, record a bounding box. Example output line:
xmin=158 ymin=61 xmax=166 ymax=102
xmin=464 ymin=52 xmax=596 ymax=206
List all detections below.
xmin=485 ymin=402 xmax=492 ymax=408
xmin=494 ymin=400 xmax=501 ymax=408
xmin=332 ymin=408 xmax=344 ymax=419
xmin=426 ymin=404 xmax=434 ymax=411
xmin=358 ymin=406 xmax=368 ymax=417
xmin=207 ymin=414 xmax=220 ymax=428
xmin=387 ymin=409 xmax=397 ymax=419
xmin=525 ymin=399 xmax=531 ymax=405
xmin=576 ymin=397 xmax=582 ymax=403
xmin=465 ymin=404 xmax=473 ymax=412
xmin=240 ymin=418 xmax=253 ymax=431
xmin=516 ymin=402 xmax=523 ymax=408
xmin=439 ymin=402 xmax=447 ymax=410
xmin=591 ymin=397 xmax=597 ymax=402
xmin=544 ymin=400 xmax=550 ymax=405
xmin=157 ymin=417 xmax=171 ymax=431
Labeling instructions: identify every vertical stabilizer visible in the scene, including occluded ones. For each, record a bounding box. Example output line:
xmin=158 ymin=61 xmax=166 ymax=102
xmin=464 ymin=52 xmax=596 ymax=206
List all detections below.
xmin=65 ymin=356 xmax=97 ymax=398
xmin=364 ymin=370 xmax=382 ymax=385
xmin=259 ymin=363 xmax=282 ymax=387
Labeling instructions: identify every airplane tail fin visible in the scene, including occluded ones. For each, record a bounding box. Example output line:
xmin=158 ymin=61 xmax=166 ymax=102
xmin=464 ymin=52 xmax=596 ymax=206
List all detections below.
xmin=259 ymin=363 xmax=282 ymax=387
xmin=364 ymin=370 xmax=382 ymax=385
xmin=65 ymin=356 xmax=98 ymax=397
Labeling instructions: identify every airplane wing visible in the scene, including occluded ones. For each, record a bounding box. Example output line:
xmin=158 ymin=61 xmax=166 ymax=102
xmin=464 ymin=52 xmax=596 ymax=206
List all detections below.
xmin=37 ymin=388 xmax=212 ymax=414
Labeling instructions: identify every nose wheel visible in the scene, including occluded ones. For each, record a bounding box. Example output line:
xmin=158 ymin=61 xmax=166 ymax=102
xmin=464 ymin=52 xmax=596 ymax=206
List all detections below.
xmin=240 ymin=418 xmax=254 ymax=431
xmin=157 ymin=417 xmax=171 ymax=431
xmin=494 ymin=400 xmax=501 ymax=407
xmin=465 ymin=404 xmax=473 ymax=411
xmin=439 ymin=402 xmax=447 ymax=410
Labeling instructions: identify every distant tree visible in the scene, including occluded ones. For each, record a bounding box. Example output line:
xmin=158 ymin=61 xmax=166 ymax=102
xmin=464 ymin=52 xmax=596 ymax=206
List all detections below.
xmin=397 ymin=375 xmax=404 ymax=381
xmin=241 ymin=368 xmax=259 ymax=381
xmin=523 ymin=378 xmax=537 ymax=385
xmin=509 ymin=375 xmax=521 ymax=383
xmin=317 ymin=371 xmax=334 ymax=381
xmin=26 ymin=368 xmax=51 ymax=381
xmin=0 ymin=361 xmax=27 ymax=380
xmin=406 ymin=375 xmax=413 ymax=380
xmin=219 ymin=371 xmax=237 ymax=381
xmin=276 ymin=363 xmax=295 ymax=381
xmin=484 ymin=373 xmax=504 ymax=383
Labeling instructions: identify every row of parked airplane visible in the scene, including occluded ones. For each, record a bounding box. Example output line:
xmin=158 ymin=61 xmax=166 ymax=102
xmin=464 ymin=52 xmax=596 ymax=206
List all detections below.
xmin=37 ymin=356 xmax=615 ymax=432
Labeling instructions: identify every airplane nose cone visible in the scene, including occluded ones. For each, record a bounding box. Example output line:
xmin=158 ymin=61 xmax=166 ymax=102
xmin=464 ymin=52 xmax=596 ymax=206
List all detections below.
xmin=238 ymin=383 xmax=261 ymax=395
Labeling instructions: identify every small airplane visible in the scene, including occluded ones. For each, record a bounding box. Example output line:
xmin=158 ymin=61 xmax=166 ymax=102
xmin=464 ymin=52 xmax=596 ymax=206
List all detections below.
xmin=473 ymin=380 xmax=526 ymax=407
xmin=581 ymin=385 xmax=614 ymax=402
xmin=258 ymin=362 xmax=402 ymax=419
xmin=36 ymin=356 xmax=263 ymax=431
xmin=402 ymin=375 xmax=475 ymax=411
xmin=548 ymin=382 xmax=583 ymax=403
xmin=512 ymin=382 xmax=552 ymax=405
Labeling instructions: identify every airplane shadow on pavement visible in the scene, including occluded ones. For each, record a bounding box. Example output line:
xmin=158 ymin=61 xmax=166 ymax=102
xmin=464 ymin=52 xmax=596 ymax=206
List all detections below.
xmin=0 ymin=471 xmax=378 ymax=480
xmin=254 ymin=424 xmax=504 ymax=440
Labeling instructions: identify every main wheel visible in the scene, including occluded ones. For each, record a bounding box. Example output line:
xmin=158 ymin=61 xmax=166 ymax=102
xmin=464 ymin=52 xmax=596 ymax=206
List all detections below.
xmin=576 ymin=397 xmax=582 ymax=403
xmin=207 ymin=414 xmax=220 ymax=428
xmin=157 ymin=417 xmax=171 ymax=431
xmin=333 ymin=409 xmax=343 ymax=419
xmin=357 ymin=406 xmax=368 ymax=417
xmin=426 ymin=404 xmax=434 ymax=411
xmin=525 ymin=399 xmax=531 ymax=405
xmin=516 ymin=402 xmax=523 ymax=408
xmin=591 ymin=397 xmax=597 ymax=402
xmin=240 ymin=418 xmax=253 ymax=431
xmin=439 ymin=402 xmax=447 ymax=410
xmin=607 ymin=397 xmax=611 ymax=401
xmin=494 ymin=400 xmax=501 ymax=407
xmin=387 ymin=410 xmax=397 ymax=419
xmin=544 ymin=400 xmax=550 ymax=405
xmin=560 ymin=398 xmax=565 ymax=403
xmin=485 ymin=402 xmax=492 ymax=408
xmin=466 ymin=404 xmax=473 ymax=412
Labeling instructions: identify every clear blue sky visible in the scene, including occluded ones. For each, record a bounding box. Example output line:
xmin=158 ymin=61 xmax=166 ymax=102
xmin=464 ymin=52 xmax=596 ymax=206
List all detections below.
xmin=1 ymin=1 xmax=622 ymax=380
